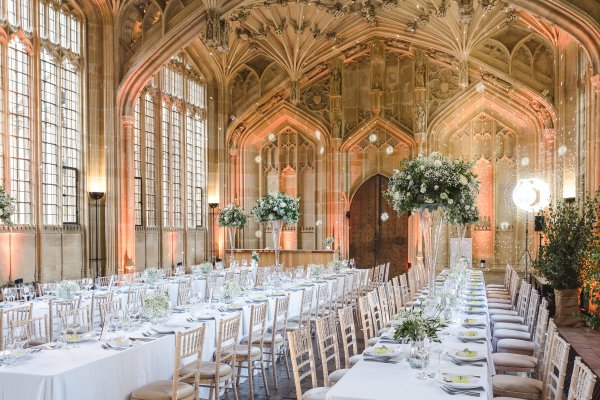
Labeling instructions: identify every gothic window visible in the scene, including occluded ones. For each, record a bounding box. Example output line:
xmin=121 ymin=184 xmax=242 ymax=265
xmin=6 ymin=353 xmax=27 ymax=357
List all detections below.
xmin=0 ymin=0 xmax=82 ymax=226
xmin=133 ymin=55 xmax=207 ymax=230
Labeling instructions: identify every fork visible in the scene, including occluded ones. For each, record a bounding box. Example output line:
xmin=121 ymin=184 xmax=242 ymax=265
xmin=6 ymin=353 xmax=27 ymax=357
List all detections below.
xmin=440 ymin=386 xmax=481 ymax=397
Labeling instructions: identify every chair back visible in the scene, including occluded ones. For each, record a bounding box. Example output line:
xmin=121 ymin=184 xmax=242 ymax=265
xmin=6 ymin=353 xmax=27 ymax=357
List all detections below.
xmin=96 ymin=275 xmax=114 ymax=288
xmin=59 ymin=305 xmax=92 ymax=335
xmin=99 ymin=298 xmax=123 ymax=329
xmin=127 ymin=287 xmax=147 ymax=308
xmin=246 ymin=303 xmax=267 ymax=352
xmin=9 ymin=315 xmax=50 ymax=347
xmin=297 ymin=287 xmax=314 ymax=326
xmin=214 ymin=314 xmax=241 ymax=386
xmin=342 ymin=274 xmax=353 ymax=306
xmin=399 ymin=274 xmax=411 ymax=304
xmin=532 ymin=306 xmax=550 ymax=360
xmin=377 ymin=284 xmax=391 ymax=323
xmin=91 ymin=291 xmax=113 ymax=328
xmin=328 ymin=279 xmax=339 ymax=314
xmin=173 ymin=325 xmax=206 ymax=400
xmin=524 ymin=289 xmax=540 ymax=333
xmin=270 ymin=295 xmax=290 ymax=339
xmin=539 ymin=319 xmax=557 ymax=377
xmin=391 ymin=278 xmax=403 ymax=312
xmin=49 ymin=297 xmax=80 ymax=340
xmin=314 ymin=284 xmax=329 ymax=318
xmin=515 ymin=281 xmax=531 ymax=318
xmin=357 ymin=295 xmax=375 ymax=341
xmin=315 ymin=314 xmax=341 ymax=386
xmin=0 ymin=302 xmax=33 ymax=348
xmin=206 ymin=275 xmax=225 ymax=301
xmin=287 ymin=325 xmax=318 ymax=400
xmin=177 ymin=279 xmax=193 ymax=306
xmin=161 ymin=267 xmax=173 ymax=278
xmin=567 ymin=357 xmax=597 ymax=400
xmin=542 ymin=333 xmax=571 ymax=400
xmin=337 ymin=305 xmax=358 ymax=369
xmin=367 ymin=290 xmax=384 ymax=332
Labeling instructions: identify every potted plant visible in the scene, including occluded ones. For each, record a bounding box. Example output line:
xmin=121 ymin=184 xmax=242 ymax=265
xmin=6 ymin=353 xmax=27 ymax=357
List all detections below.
xmin=534 ymin=194 xmax=599 ymax=327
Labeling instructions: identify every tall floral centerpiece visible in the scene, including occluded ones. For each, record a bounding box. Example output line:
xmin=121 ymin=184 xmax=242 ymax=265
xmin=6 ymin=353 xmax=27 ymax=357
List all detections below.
xmin=217 ymin=203 xmax=248 ymax=266
xmin=445 ymin=159 xmax=480 ymax=265
xmin=385 ymin=152 xmax=479 ymax=295
xmin=251 ymin=192 xmax=300 ymax=269
xmin=0 ymin=186 xmax=16 ymax=225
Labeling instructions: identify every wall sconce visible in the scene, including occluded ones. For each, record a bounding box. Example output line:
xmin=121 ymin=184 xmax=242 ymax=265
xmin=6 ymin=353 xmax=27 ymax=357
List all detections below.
xmin=89 ymin=191 xmax=105 ymax=286
xmin=209 ymin=202 xmax=219 ymax=263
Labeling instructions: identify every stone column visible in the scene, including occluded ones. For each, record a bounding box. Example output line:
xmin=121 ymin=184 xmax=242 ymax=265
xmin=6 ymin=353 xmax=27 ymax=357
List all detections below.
xmin=543 ymin=128 xmax=556 ymax=191
xmin=370 ymin=41 xmax=385 ymax=117
xmin=413 ymin=50 xmax=427 ymax=153
xmin=329 ymin=62 xmax=343 ymax=139
xmin=592 ymin=75 xmax=600 ymax=192
xmin=119 ymin=115 xmax=136 ymax=274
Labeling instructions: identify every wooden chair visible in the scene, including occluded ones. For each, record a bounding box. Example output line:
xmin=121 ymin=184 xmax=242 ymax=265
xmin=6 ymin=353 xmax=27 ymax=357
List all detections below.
xmin=49 ymin=297 xmax=81 ymax=341
xmin=99 ymin=298 xmax=124 ymax=331
xmin=59 ymin=305 xmax=92 ymax=335
xmin=9 ymin=315 xmax=50 ymax=347
xmin=390 ymin=277 xmax=404 ymax=314
xmin=131 ymin=325 xmax=205 ymax=400
xmin=177 ymin=280 xmax=193 ymax=306
xmin=315 ymin=314 xmax=347 ymax=386
xmin=492 ymin=289 xmax=540 ymax=349
xmin=231 ymin=303 xmax=268 ymax=400
xmin=287 ymin=287 xmax=313 ymax=331
xmin=567 ymin=357 xmax=597 ymax=400
xmin=327 ymin=279 xmax=340 ymax=316
xmin=338 ymin=305 xmax=361 ymax=368
xmin=95 ymin=275 xmax=115 ymax=288
xmin=367 ymin=290 xmax=385 ymax=336
xmin=91 ymin=291 xmax=114 ymax=329
xmin=200 ymin=314 xmax=241 ymax=400
xmin=287 ymin=324 xmax=330 ymax=400
xmin=376 ymin=285 xmax=390 ymax=325
xmin=311 ymin=284 xmax=330 ymax=320
xmin=127 ymin=286 xmax=147 ymax=309
xmin=357 ymin=295 xmax=379 ymax=347
xmin=0 ymin=303 xmax=32 ymax=350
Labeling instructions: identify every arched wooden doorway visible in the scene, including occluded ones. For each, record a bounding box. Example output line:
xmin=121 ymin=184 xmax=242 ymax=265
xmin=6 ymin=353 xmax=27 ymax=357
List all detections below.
xmin=349 ymin=174 xmax=409 ymax=278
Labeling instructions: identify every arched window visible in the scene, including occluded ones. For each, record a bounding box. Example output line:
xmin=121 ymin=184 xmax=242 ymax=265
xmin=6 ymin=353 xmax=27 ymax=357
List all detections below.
xmin=0 ymin=0 xmax=82 ymax=226
xmin=133 ymin=55 xmax=207 ymax=231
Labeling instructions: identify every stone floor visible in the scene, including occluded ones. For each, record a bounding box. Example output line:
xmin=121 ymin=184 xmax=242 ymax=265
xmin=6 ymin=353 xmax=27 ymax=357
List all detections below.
xmin=227 ymin=269 xmax=506 ymax=400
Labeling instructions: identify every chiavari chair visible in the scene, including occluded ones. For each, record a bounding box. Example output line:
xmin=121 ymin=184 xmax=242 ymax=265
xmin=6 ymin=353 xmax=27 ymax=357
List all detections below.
xmin=49 ymin=297 xmax=81 ymax=341
xmin=399 ymin=273 xmax=411 ymax=306
xmin=206 ymin=275 xmax=225 ymax=301
xmin=377 ymin=285 xmax=391 ymax=325
xmin=492 ymin=290 xmax=540 ymax=348
xmin=9 ymin=315 xmax=50 ymax=347
xmin=176 ymin=279 xmax=193 ymax=306
xmin=126 ymin=286 xmax=147 ymax=309
xmin=311 ymin=284 xmax=330 ymax=320
xmin=390 ymin=277 xmax=404 ymax=314
xmin=488 ymin=269 xmax=520 ymax=307
xmin=287 ymin=324 xmax=330 ymax=400
xmin=90 ymin=290 xmax=114 ymax=329
xmin=0 ymin=303 xmax=33 ymax=350
xmin=341 ymin=274 xmax=354 ymax=307
xmin=161 ymin=267 xmax=173 ymax=278
xmin=199 ymin=314 xmax=240 ymax=400
xmin=567 ymin=357 xmax=597 ymax=400
xmin=338 ymin=305 xmax=362 ymax=367
xmin=230 ymin=303 xmax=268 ymax=400
xmin=95 ymin=275 xmax=115 ymax=289
xmin=486 ymin=264 xmax=513 ymax=291
xmin=367 ymin=290 xmax=386 ymax=336
xmin=315 ymin=314 xmax=347 ymax=386
xmin=327 ymin=279 xmax=340 ymax=316
xmin=287 ymin=287 xmax=313 ymax=331
xmin=131 ymin=325 xmax=205 ymax=400
xmin=357 ymin=295 xmax=379 ymax=347
xmin=99 ymin=298 xmax=124 ymax=330
xmin=490 ymin=281 xmax=531 ymax=326
xmin=59 ymin=305 xmax=92 ymax=335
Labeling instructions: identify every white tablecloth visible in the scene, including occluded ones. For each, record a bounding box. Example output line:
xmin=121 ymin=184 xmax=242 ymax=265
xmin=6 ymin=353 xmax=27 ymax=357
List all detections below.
xmin=327 ymin=270 xmax=494 ymax=400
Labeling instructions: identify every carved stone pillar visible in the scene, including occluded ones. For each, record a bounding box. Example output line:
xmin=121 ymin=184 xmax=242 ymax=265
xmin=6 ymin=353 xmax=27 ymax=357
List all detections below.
xmin=229 ymin=147 xmax=239 ymax=203
xmin=459 ymin=58 xmax=469 ymax=90
xmin=592 ymin=75 xmax=600 ymax=191
xmin=119 ymin=115 xmax=136 ymax=274
xmin=290 ymin=80 xmax=300 ymax=105
xmin=329 ymin=62 xmax=343 ymax=138
xmin=370 ymin=41 xmax=385 ymax=117
xmin=543 ymin=128 xmax=556 ymax=189
xmin=330 ymin=138 xmax=346 ymax=257
xmin=413 ymin=50 xmax=427 ymax=153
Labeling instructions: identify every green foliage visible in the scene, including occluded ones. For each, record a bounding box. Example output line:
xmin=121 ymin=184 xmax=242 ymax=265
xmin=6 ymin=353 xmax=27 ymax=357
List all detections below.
xmin=392 ymin=309 xmax=448 ymax=343
xmin=534 ymin=193 xmax=599 ymax=290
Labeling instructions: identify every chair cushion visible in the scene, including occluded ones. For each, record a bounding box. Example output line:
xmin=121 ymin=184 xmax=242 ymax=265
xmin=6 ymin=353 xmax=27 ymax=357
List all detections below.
xmin=328 ymin=368 xmax=349 ymax=385
xmin=489 ymin=309 xmax=518 ymax=316
xmin=493 ymin=353 xmax=537 ymax=369
xmin=181 ymin=361 xmax=233 ymax=380
xmin=223 ymin=344 xmax=262 ymax=359
xmin=492 ymin=375 xmax=543 ymax=396
xmin=302 ymin=387 xmax=331 ymax=400
xmin=494 ymin=329 xmax=531 ymax=341
xmin=487 ymin=293 xmax=510 ymax=299
xmin=487 ymin=284 xmax=506 ymax=289
xmin=488 ymin=303 xmax=513 ymax=310
xmin=286 ymin=321 xmax=303 ymax=331
xmin=349 ymin=354 xmax=362 ymax=366
xmin=367 ymin=336 xmax=380 ymax=346
xmin=244 ymin=333 xmax=283 ymax=345
xmin=493 ymin=322 xmax=528 ymax=332
xmin=377 ymin=328 xmax=389 ymax=336
xmin=491 ymin=315 xmax=525 ymax=325
xmin=130 ymin=380 xmax=194 ymax=400
xmin=496 ymin=339 xmax=535 ymax=354
xmin=487 ymin=298 xmax=512 ymax=305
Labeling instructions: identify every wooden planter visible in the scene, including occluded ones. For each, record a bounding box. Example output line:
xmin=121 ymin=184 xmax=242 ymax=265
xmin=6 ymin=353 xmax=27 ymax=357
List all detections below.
xmin=554 ymin=288 xmax=581 ymax=327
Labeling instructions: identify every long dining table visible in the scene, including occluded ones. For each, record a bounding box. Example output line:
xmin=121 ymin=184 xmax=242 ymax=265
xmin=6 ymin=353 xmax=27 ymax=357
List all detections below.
xmin=327 ymin=269 xmax=494 ymax=400
xmin=0 ymin=270 xmax=362 ymax=400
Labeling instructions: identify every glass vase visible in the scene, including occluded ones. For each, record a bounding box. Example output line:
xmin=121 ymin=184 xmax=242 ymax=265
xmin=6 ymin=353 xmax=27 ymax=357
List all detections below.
xmin=455 ymin=224 xmax=466 ymax=267
xmin=418 ymin=206 xmax=444 ymax=296
xmin=227 ymin=227 xmax=236 ymax=268
xmin=407 ymin=339 xmax=430 ymax=379
xmin=271 ymin=220 xmax=284 ymax=270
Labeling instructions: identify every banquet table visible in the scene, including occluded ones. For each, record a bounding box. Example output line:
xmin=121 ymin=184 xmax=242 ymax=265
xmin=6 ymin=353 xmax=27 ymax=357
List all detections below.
xmin=327 ymin=270 xmax=494 ymax=400
xmin=0 ymin=270 xmax=361 ymax=400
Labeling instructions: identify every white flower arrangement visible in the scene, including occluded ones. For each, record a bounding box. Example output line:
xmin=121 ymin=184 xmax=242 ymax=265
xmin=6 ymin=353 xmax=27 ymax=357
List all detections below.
xmin=217 ymin=203 xmax=248 ymax=228
xmin=251 ymin=192 xmax=300 ymax=224
xmin=309 ymin=264 xmax=325 ymax=277
xmin=0 ymin=186 xmax=16 ymax=225
xmin=220 ymin=281 xmax=242 ymax=300
xmin=324 ymin=237 xmax=334 ymax=247
xmin=194 ymin=262 xmax=213 ymax=276
xmin=142 ymin=267 xmax=164 ymax=285
xmin=251 ymin=251 xmax=260 ymax=262
xmin=328 ymin=260 xmax=347 ymax=273
xmin=57 ymin=280 xmax=79 ymax=299
xmin=142 ymin=292 xmax=172 ymax=321
xmin=385 ymin=153 xmax=480 ymax=220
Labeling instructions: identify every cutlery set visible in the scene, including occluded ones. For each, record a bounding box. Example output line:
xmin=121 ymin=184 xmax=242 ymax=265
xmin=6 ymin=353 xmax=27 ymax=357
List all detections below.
xmin=440 ymin=385 xmax=485 ymax=397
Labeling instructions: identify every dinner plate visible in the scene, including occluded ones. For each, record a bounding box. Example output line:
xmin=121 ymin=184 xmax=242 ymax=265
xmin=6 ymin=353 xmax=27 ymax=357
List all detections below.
xmin=449 ymin=349 xmax=485 ymax=361
xmin=363 ymin=345 xmax=397 ymax=358
xmin=108 ymin=338 xmax=132 ymax=348
xmin=249 ymin=296 xmax=268 ymax=302
xmin=66 ymin=331 xmax=97 ymax=343
xmin=455 ymin=330 xmax=485 ymax=340
xmin=437 ymin=374 xmax=482 ymax=389
xmin=269 ymin=290 xmax=287 ymax=296
xmin=225 ymin=303 xmax=244 ymax=310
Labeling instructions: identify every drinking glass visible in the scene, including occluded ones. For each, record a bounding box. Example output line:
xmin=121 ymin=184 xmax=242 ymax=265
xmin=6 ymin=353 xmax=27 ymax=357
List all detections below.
xmin=82 ymin=278 xmax=93 ymax=291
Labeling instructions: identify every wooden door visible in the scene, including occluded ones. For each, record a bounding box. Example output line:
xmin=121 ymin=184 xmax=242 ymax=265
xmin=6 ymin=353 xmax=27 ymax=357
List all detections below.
xmin=349 ymin=175 xmax=409 ymax=278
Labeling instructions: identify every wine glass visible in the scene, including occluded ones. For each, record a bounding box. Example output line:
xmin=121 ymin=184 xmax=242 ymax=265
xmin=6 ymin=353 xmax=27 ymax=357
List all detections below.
xmin=430 ymin=340 xmax=444 ymax=377
xmin=295 ymin=267 xmax=303 ymax=281
xmin=82 ymin=278 xmax=93 ymax=292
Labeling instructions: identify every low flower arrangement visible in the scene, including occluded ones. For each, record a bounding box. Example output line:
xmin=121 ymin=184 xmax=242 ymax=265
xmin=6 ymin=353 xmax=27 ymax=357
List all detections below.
xmin=194 ymin=262 xmax=213 ymax=276
xmin=217 ymin=203 xmax=248 ymax=228
xmin=251 ymin=192 xmax=300 ymax=223
xmin=324 ymin=237 xmax=334 ymax=248
xmin=251 ymin=251 xmax=260 ymax=263
xmin=57 ymin=280 xmax=79 ymax=299
xmin=328 ymin=260 xmax=347 ymax=273
xmin=309 ymin=264 xmax=325 ymax=277
xmin=142 ymin=292 xmax=172 ymax=321
xmin=220 ymin=281 xmax=242 ymax=300
xmin=142 ymin=267 xmax=164 ymax=285
xmin=392 ymin=309 xmax=448 ymax=343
